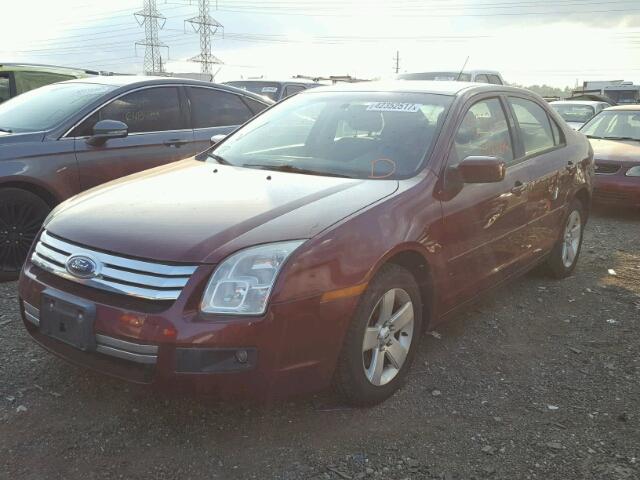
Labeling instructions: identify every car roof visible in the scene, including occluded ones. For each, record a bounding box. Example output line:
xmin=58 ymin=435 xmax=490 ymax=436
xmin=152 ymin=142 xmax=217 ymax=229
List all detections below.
xmin=304 ymin=80 xmax=517 ymax=96
xmin=223 ymin=79 xmax=321 ymax=85
xmin=60 ymin=75 xmax=275 ymax=103
xmin=550 ymin=100 xmax=604 ymax=106
xmin=604 ymin=105 xmax=640 ymax=111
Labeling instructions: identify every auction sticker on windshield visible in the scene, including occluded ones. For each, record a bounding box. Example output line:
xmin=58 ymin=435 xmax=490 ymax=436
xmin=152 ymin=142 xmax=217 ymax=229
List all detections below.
xmin=367 ymin=102 xmax=421 ymax=112
xmin=262 ymin=87 xmax=278 ymax=93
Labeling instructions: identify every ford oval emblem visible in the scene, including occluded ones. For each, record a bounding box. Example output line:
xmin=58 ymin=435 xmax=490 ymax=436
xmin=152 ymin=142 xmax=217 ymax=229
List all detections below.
xmin=65 ymin=255 xmax=98 ymax=279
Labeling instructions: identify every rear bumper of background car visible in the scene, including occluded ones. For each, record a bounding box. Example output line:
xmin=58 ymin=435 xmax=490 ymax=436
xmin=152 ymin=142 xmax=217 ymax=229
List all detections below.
xmin=593 ymin=175 xmax=640 ymax=207
xmin=19 ymin=261 xmax=359 ymax=400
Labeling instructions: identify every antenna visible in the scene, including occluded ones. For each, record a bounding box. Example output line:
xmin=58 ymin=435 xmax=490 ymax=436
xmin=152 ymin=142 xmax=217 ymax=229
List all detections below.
xmin=456 ymin=56 xmax=470 ymax=81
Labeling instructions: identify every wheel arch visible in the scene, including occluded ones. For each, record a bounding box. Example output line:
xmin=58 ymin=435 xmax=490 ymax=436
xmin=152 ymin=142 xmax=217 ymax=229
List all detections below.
xmin=573 ymin=186 xmax=591 ymax=223
xmin=0 ymin=181 xmax=60 ymax=209
xmin=374 ymin=246 xmax=435 ymax=331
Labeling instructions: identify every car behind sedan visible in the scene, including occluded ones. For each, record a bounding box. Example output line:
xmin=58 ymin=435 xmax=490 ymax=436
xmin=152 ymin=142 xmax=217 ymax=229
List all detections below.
xmin=0 ymin=76 xmax=272 ymax=278
xmin=580 ymin=105 xmax=640 ymax=208
xmin=19 ymin=81 xmax=593 ymax=405
xmin=550 ymin=100 xmax=610 ymax=130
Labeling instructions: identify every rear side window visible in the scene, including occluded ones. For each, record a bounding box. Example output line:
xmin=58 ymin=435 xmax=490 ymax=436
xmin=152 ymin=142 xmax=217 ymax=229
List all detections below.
xmin=188 ymin=87 xmax=254 ymax=128
xmin=509 ymin=97 xmax=555 ymax=156
xmin=242 ymin=97 xmax=269 ymax=115
xmin=450 ymin=97 xmax=514 ymax=165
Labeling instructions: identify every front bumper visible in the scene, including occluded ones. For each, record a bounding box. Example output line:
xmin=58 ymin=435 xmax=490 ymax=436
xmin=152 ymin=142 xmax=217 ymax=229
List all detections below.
xmin=593 ymin=175 xmax=640 ymax=207
xmin=19 ymin=262 xmax=359 ymax=399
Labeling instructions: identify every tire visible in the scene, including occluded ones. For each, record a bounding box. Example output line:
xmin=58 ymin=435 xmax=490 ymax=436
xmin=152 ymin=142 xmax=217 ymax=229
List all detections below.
xmin=334 ymin=264 xmax=423 ymax=406
xmin=0 ymin=188 xmax=51 ymax=280
xmin=544 ymin=198 xmax=585 ymax=279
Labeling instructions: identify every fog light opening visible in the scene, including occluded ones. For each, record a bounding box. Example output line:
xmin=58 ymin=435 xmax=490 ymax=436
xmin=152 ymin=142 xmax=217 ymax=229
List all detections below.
xmin=235 ymin=349 xmax=248 ymax=364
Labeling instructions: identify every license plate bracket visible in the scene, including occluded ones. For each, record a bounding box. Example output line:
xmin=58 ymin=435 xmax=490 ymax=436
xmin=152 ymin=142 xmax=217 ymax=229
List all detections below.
xmin=39 ymin=289 xmax=96 ymax=351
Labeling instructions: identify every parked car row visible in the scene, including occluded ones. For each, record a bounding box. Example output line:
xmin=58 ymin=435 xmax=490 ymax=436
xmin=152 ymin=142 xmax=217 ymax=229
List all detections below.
xmin=0 ymin=76 xmax=273 ymax=277
xmin=11 ymin=78 xmax=599 ymax=405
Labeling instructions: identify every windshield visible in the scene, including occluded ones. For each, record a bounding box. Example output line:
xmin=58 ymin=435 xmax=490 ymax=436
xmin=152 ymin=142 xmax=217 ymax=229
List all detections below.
xmin=580 ymin=110 xmax=640 ymax=140
xmin=0 ymin=82 xmax=116 ymax=133
xmin=605 ymin=90 xmax=640 ymax=104
xmin=225 ymin=81 xmax=281 ymax=101
xmin=398 ymin=72 xmax=472 ymax=82
xmin=209 ymin=91 xmax=453 ymax=179
xmin=552 ymin=104 xmax=595 ymax=124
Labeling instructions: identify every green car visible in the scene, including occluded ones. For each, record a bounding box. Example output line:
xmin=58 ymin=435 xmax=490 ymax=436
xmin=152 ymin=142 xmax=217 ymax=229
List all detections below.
xmin=0 ymin=63 xmax=97 ymax=103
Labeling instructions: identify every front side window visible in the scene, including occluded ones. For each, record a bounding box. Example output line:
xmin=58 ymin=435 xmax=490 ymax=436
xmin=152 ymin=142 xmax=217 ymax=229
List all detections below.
xmin=450 ymin=98 xmax=514 ymax=165
xmin=209 ymin=92 xmax=453 ymax=180
xmin=474 ymin=74 xmax=489 ymax=84
xmin=0 ymin=82 xmax=116 ymax=133
xmin=188 ymin=87 xmax=254 ymax=128
xmin=509 ymin=97 xmax=555 ymax=156
xmin=551 ymin=103 xmax=595 ymax=124
xmin=580 ymin=110 xmax=640 ymax=141
xmin=74 ymin=87 xmax=183 ymax=136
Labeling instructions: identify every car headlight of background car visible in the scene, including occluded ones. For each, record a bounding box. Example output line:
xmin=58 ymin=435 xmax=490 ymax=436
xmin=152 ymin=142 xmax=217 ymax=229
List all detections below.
xmin=625 ymin=166 xmax=640 ymax=177
xmin=200 ymin=240 xmax=305 ymax=315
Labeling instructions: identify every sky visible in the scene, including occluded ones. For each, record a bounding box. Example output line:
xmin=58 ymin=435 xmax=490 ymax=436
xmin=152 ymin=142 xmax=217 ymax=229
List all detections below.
xmin=1 ymin=0 xmax=639 ymax=88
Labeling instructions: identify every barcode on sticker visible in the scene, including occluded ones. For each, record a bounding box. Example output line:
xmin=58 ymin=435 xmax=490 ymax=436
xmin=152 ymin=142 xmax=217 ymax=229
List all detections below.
xmin=367 ymin=102 xmax=421 ymax=112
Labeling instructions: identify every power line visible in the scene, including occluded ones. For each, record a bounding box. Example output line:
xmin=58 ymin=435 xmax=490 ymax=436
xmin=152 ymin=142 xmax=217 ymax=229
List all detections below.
xmin=135 ymin=0 xmax=169 ymax=74
xmin=186 ymin=0 xmax=223 ymax=74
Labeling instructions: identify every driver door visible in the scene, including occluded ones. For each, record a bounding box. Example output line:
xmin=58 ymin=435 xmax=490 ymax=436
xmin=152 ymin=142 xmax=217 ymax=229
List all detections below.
xmin=71 ymin=86 xmax=193 ymax=191
xmin=439 ymin=95 xmax=533 ymax=312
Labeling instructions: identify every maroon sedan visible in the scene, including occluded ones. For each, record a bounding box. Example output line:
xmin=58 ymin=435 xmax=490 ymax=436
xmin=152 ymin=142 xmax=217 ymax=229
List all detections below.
xmin=580 ymin=105 xmax=640 ymax=208
xmin=19 ymin=82 xmax=593 ymax=405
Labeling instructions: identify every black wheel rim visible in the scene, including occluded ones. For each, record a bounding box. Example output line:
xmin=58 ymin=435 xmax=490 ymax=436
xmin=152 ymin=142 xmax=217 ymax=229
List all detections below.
xmin=0 ymin=200 xmax=46 ymax=273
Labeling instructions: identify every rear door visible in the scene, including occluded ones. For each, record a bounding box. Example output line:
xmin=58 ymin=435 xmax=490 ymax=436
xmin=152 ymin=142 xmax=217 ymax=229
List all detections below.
xmin=506 ymin=96 xmax=569 ymax=257
xmin=71 ymin=85 xmax=193 ymax=190
xmin=440 ymin=95 xmax=533 ymax=311
xmin=185 ymin=86 xmax=266 ymax=156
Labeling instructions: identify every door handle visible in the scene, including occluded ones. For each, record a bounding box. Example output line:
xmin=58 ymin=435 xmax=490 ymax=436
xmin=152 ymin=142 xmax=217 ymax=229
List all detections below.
xmin=163 ymin=139 xmax=188 ymax=148
xmin=510 ymin=181 xmax=527 ymax=196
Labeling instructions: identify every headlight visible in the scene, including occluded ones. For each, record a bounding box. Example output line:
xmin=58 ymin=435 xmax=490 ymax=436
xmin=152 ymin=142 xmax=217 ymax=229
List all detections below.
xmin=625 ymin=166 xmax=640 ymax=177
xmin=200 ymin=240 xmax=305 ymax=315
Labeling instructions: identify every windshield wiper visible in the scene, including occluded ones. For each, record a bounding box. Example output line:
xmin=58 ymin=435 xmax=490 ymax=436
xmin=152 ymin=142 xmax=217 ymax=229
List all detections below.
xmin=207 ymin=153 xmax=230 ymax=165
xmin=603 ymin=136 xmax=640 ymax=142
xmin=0 ymin=127 xmax=12 ymax=133
xmin=242 ymin=163 xmax=353 ymax=178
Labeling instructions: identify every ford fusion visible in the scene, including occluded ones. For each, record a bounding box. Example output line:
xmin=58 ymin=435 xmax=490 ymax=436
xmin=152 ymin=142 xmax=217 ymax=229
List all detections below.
xmin=19 ymin=82 xmax=593 ymax=405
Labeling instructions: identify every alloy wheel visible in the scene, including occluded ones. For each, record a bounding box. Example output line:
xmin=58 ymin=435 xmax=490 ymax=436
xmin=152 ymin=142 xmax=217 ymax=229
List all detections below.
xmin=561 ymin=210 xmax=581 ymax=268
xmin=0 ymin=200 xmax=44 ymax=273
xmin=362 ymin=288 xmax=415 ymax=386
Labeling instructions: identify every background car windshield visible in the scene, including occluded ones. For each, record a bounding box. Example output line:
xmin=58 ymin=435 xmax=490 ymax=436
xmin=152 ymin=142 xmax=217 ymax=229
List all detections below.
xmin=225 ymin=81 xmax=281 ymax=101
xmin=0 ymin=82 xmax=115 ymax=132
xmin=580 ymin=110 xmax=640 ymax=140
xmin=552 ymin=104 xmax=595 ymax=124
xmin=211 ymin=91 xmax=453 ymax=179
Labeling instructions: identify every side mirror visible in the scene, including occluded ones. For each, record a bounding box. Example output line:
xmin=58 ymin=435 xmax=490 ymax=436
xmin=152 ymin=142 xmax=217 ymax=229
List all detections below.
xmin=210 ymin=134 xmax=227 ymax=146
xmin=457 ymin=156 xmax=505 ymax=183
xmin=86 ymin=120 xmax=128 ymax=146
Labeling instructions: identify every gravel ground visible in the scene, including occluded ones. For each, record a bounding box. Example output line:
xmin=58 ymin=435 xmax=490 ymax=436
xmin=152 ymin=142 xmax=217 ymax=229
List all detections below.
xmin=1 ymin=208 xmax=639 ymax=480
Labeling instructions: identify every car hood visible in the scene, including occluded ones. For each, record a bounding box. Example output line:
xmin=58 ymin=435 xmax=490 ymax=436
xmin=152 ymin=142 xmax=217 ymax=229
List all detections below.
xmin=590 ymin=138 xmax=640 ymax=165
xmin=46 ymin=158 xmax=399 ymax=264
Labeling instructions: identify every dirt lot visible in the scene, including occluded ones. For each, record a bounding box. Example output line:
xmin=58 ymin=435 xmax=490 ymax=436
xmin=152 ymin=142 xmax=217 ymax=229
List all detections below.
xmin=1 ymin=208 xmax=639 ymax=480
